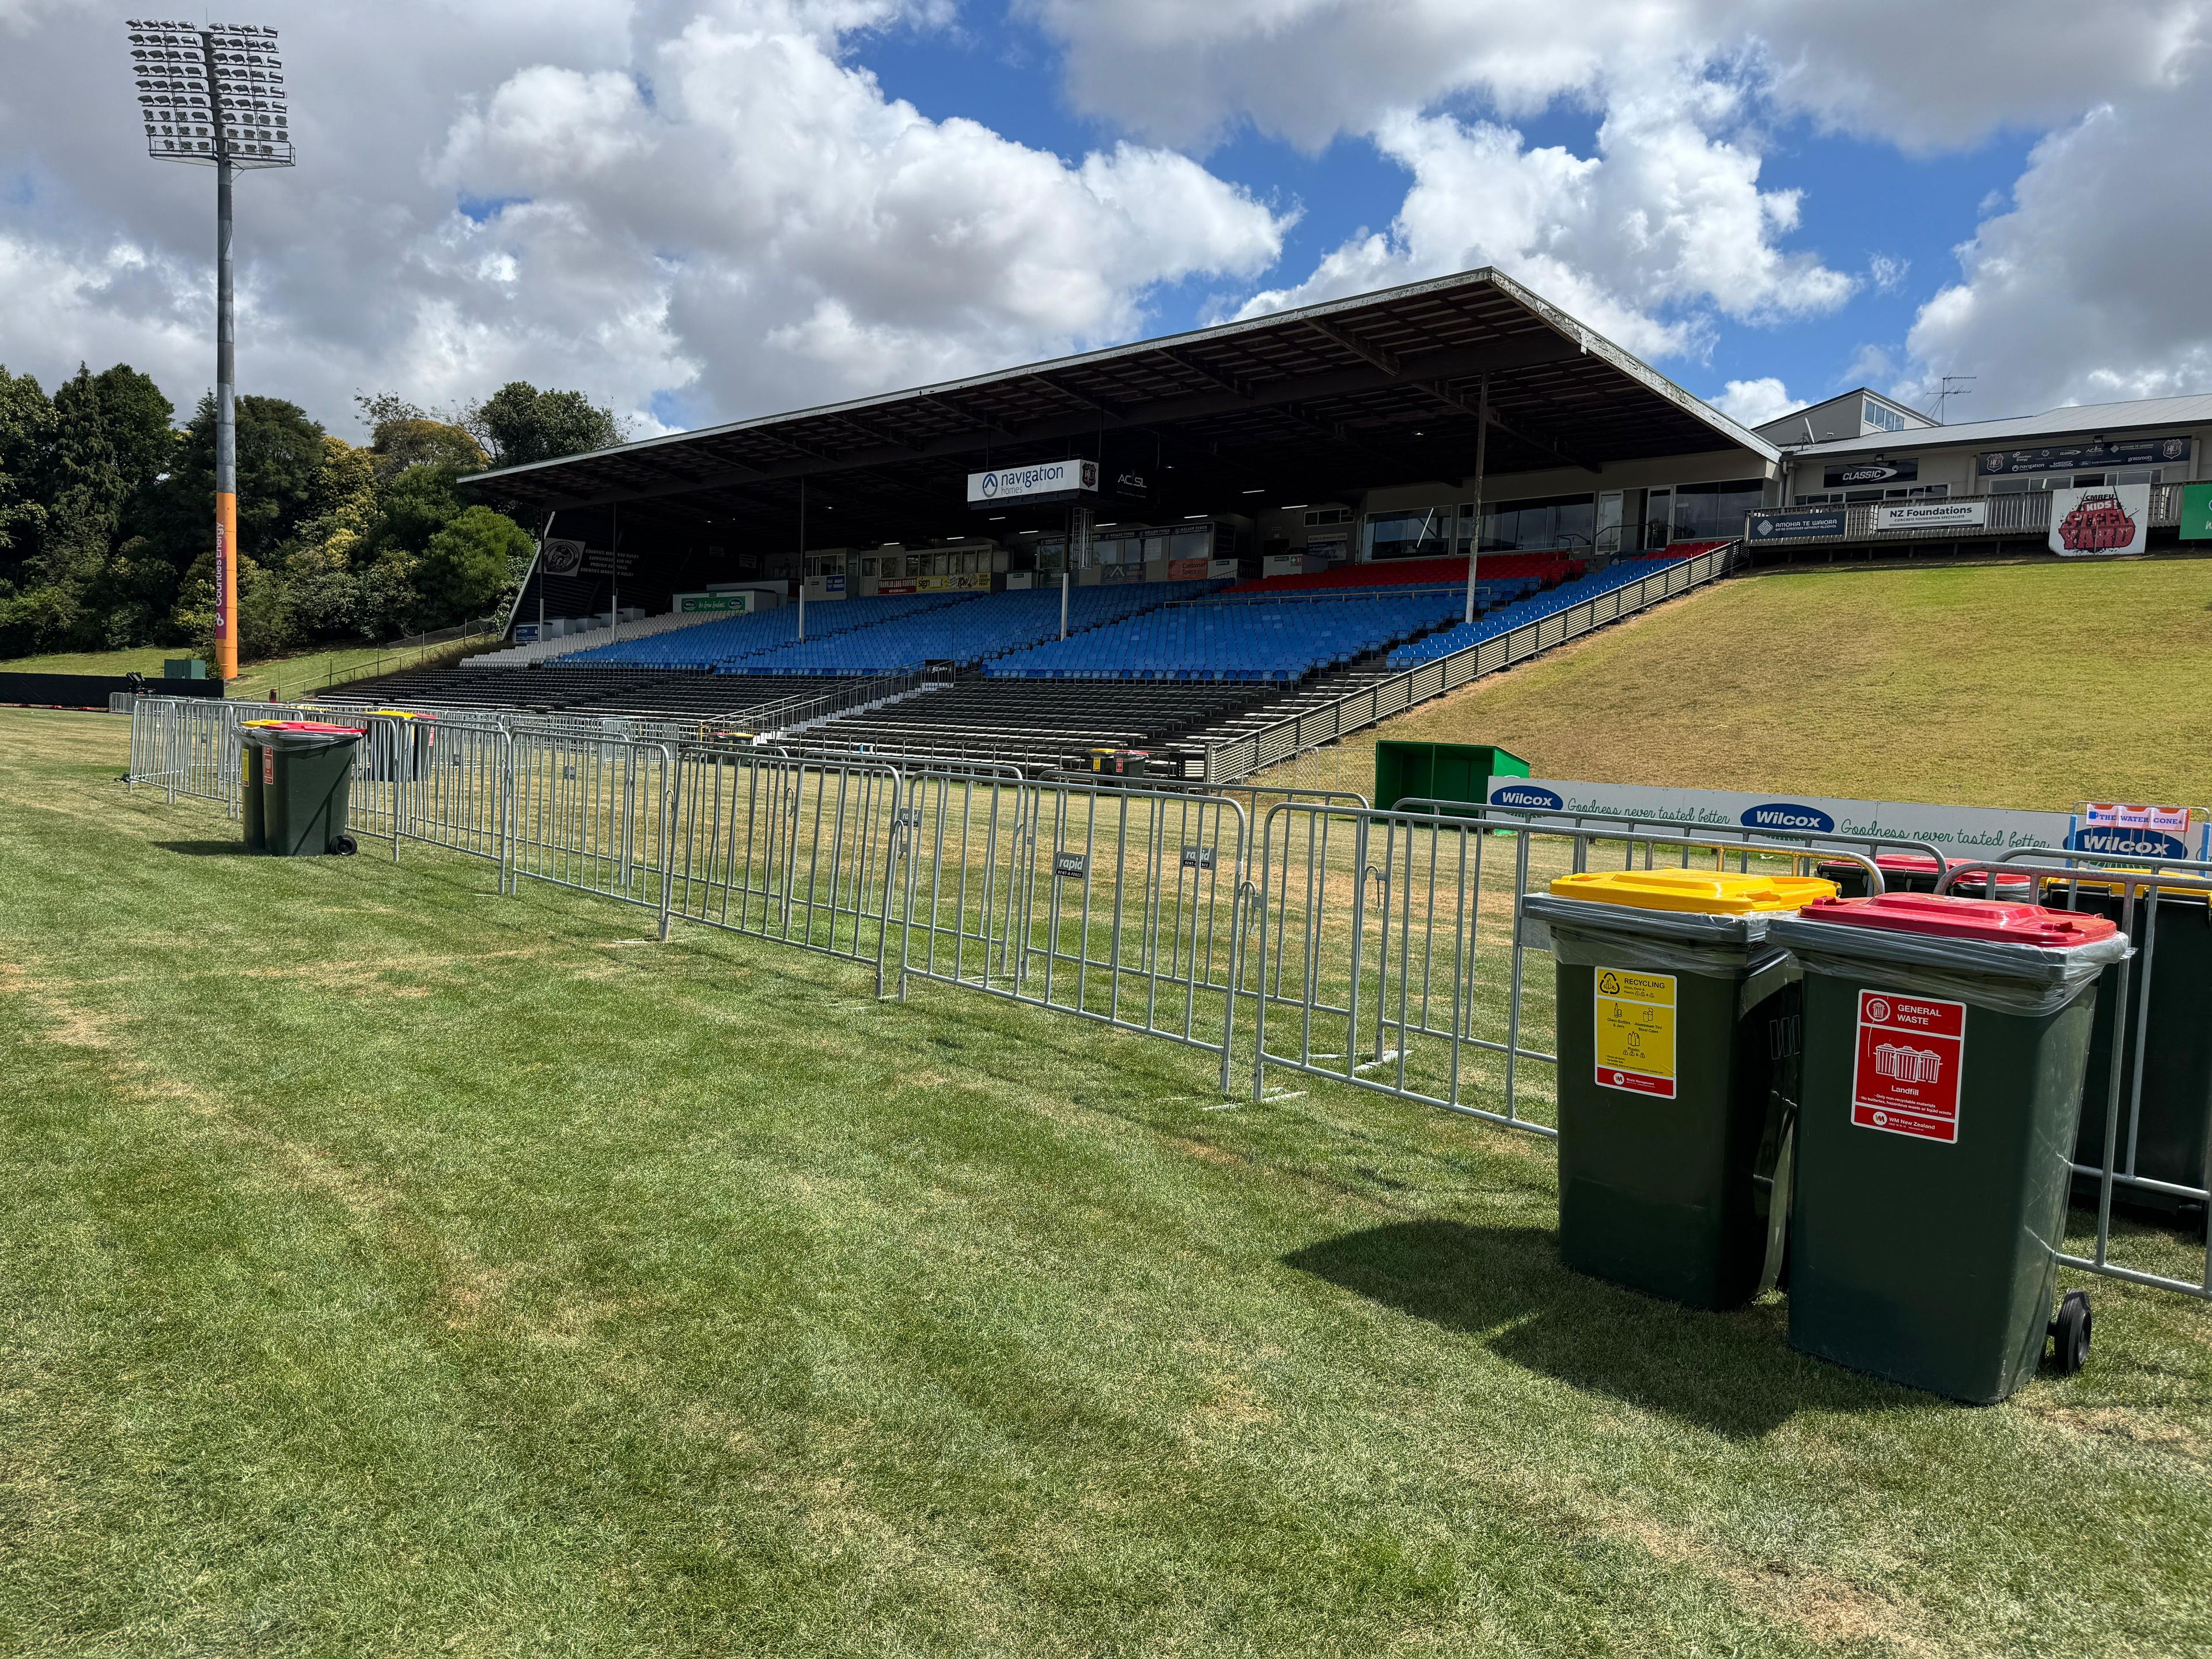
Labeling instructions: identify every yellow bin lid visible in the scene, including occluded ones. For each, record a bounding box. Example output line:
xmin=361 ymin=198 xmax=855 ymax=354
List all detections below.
xmin=1548 ymin=869 xmax=1838 ymax=915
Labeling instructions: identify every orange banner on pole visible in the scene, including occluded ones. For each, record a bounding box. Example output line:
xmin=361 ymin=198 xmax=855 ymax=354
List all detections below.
xmin=215 ymin=491 xmax=238 ymax=681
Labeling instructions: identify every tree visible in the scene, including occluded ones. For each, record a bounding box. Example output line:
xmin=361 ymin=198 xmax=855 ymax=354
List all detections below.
xmin=0 ymin=366 xmax=51 ymax=564
xmin=419 ymin=505 xmax=533 ymax=618
xmin=146 ymin=392 xmax=327 ymax=645
xmin=468 ymin=381 xmax=623 ymax=467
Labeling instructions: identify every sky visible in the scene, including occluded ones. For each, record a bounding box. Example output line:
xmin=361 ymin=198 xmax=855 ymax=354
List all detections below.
xmin=2 ymin=0 xmax=2208 ymax=442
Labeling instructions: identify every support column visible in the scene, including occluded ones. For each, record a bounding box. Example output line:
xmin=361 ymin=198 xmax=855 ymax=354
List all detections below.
xmin=1462 ymin=376 xmax=1489 ymax=627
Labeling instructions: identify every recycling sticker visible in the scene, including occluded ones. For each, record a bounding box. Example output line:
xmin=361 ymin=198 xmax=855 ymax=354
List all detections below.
xmin=1594 ymin=967 xmax=1677 ymax=1099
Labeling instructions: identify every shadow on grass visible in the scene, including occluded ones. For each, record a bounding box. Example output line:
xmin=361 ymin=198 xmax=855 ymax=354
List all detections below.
xmin=1285 ymin=1218 xmax=1925 ymax=1438
xmin=156 ymin=839 xmax=255 ymax=857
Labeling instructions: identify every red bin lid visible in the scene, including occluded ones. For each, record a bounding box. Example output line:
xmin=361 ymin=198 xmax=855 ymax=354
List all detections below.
xmin=1792 ymin=892 xmax=2118 ymax=947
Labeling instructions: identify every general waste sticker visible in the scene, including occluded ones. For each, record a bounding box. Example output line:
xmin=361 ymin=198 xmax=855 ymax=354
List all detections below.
xmin=1852 ymin=991 xmax=1965 ymax=1142
xmin=1594 ymin=968 xmax=1676 ymax=1099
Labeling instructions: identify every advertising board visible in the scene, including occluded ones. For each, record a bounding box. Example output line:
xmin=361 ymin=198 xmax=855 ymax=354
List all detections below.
xmin=1749 ymin=509 xmax=1846 ymax=540
xmin=1873 ymin=500 xmax=1987 ymax=532
xmin=1487 ymin=777 xmax=2212 ymax=861
xmin=967 ymin=459 xmax=1098 ymax=506
xmin=2049 ymin=482 xmax=2150 ymax=556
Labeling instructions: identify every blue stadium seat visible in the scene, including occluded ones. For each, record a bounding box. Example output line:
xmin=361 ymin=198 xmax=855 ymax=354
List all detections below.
xmin=1383 ymin=555 xmax=1689 ymax=668
xmin=982 ymin=585 xmax=1488 ymax=683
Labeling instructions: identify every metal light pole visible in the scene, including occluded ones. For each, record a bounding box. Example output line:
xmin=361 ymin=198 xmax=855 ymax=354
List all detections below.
xmin=125 ymin=19 xmax=295 ymax=683
xmin=1462 ymin=376 xmax=1489 ymax=626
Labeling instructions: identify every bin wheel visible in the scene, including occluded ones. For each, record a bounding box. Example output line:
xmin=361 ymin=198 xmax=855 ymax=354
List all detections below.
xmin=2048 ymin=1290 xmax=2092 ymax=1376
xmin=329 ymin=834 xmax=359 ymax=857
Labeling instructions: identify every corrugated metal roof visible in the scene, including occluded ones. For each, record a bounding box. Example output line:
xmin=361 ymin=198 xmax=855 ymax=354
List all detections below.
xmin=1789 ymin=393 xmax=2212 ymax=457
xmin=460 ymin=267 xmax=1777 ymax=544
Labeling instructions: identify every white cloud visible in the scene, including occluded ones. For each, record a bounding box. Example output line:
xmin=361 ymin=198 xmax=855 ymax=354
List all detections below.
xmin=1904 ymin=85 xmax=2212 ymax=415
xmin=1712 ymin=376 xmax=1796 ymax=425
xmin=1869 ymin=254 xmax=1908 ymax=293
xmin=1022 ymin=1 xmax=2209 ymax=154
xmin=0 ymin=0 xmax=1285 ymax=434
xmin=1235 ymin=78 xmax=1855 ymax=362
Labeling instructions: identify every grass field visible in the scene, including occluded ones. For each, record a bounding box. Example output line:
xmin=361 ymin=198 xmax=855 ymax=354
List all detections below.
xmin=6 ymin=704 xmax=2212 ymax=1657
xmin=2 ymin=639 xmax=480 ymax=704
xmin=1290 ymin=559 xmax=2212 ymax=810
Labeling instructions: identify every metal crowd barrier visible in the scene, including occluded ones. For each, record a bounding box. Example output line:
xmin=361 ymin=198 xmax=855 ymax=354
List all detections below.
xmin=1954 ymin=851 xmax=2212 ymax=1303
xmin=895 ymin=770 xmax=1251 ymax=1092
xmin=117 ymin=696 xmax=2212 ymax=1307
xmin=1248 ymin=799 xmax=1881 ymax=1137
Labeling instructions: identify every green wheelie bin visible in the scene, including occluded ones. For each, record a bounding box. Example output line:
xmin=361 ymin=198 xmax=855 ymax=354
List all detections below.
xmin=1770 ymin=893 xmax=2127 ymax=1402
xmin=1524 ymin=868 xmax=1838 ymax=1310
xmin=2043 ymin=874 xmax=2212 ymax=1226
xmin=237 ymin=719 xmax=283 ymax=852
xmin=256 ymin=721 xmax=365 ymax=857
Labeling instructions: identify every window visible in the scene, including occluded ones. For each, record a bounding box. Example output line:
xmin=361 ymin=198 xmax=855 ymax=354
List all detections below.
xmin=1362 ymin=507 xmax=1453 ymax=560
xmin=1471 ymin=493 xmax=1597 ymax=553
xmin=1666 ymin=479 xmax=1767 ymax=541
xmin=1304 ymin=506 xmax=1351 ymax=527
xmin=1863 ymin=398 xmax=1908 ymax=434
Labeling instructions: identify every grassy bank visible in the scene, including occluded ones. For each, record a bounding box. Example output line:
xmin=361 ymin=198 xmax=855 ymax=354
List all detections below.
xmin=1 ymin=638 xmax=488 ymax=703
xmin=1308 ymin=559 xmax=2212 ymax=810
xmin=2 ymin=706 xmax=2209 ymax=1656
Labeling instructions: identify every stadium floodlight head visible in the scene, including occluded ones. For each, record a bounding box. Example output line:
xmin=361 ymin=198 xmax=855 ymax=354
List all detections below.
xmin=125 ymin=18 xmax=296 ymax=681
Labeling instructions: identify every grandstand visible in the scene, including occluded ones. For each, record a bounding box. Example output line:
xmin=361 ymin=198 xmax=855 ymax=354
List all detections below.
xmin=334 ymin=546 xmax=1707 ymax=771
xmin=329 ymin=270 xmax=1789 ymax=768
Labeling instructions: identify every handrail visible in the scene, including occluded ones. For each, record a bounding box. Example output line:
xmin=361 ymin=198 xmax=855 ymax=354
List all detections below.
xmin=279 ymin=617 xmax=501 ymax=703
xmin=1202 ymin=542 xmax=1738 ymax=782
xmin=704 ymin=668 xmax=926 ymax=736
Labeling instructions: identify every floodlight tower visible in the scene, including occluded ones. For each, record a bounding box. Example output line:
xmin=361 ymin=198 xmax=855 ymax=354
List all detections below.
xmin=124 ymin=19 xmax=295 ymax=682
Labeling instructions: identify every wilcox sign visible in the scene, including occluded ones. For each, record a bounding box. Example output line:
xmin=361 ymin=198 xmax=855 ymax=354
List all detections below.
xmin=1484 ymin=777 xmax=2075 ymax=854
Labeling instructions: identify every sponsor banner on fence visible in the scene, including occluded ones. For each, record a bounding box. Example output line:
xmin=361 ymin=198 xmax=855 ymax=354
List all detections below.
xmin=1750 ymin=509 xmax=1846 ymax=540
xmin=1485 ymin=776 xmax=2075 ymax=853
xmin=967 ymin=458 xmax=1098 ymax=505
xmin=1167 ymin=556 xmax=1211 ymax=580
xmin=2050 ymin=482 xmax=2149 ymax=557
xmin=1874 ymin=499 xmax=1988 ymax=532
xmin=2076 ymin=803 xmax=2206 ymax=861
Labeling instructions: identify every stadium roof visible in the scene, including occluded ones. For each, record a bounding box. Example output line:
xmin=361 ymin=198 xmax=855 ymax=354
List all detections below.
xmin=1789 ymin=393 xmax=2212 ymax=457
xmin=463 ymin=267 xmax=1778 ymax=547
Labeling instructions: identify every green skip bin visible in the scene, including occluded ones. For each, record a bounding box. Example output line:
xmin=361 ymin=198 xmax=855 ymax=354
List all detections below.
xmin=1525 ymin=868 xmax=1838 ymax=1311
xmin=1771 ymin=893 xmax=2127 ymax=1403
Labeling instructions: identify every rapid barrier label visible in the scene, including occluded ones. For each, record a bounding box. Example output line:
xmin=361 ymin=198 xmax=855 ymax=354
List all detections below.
xmin=1852 ymin=991 xmax=1964 ymax=1142
xmin=1594 ymin=968 xmax=1676 ymax=1099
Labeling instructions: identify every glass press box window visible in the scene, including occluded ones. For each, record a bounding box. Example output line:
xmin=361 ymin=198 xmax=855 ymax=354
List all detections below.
xmin=1362 ymin=507 xmax=1453 ymax=560
xmin=1471 ymin=493 xmax=1597 ymax=553
xmin=1668 ymin=479 xmax=1767 ymax=541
